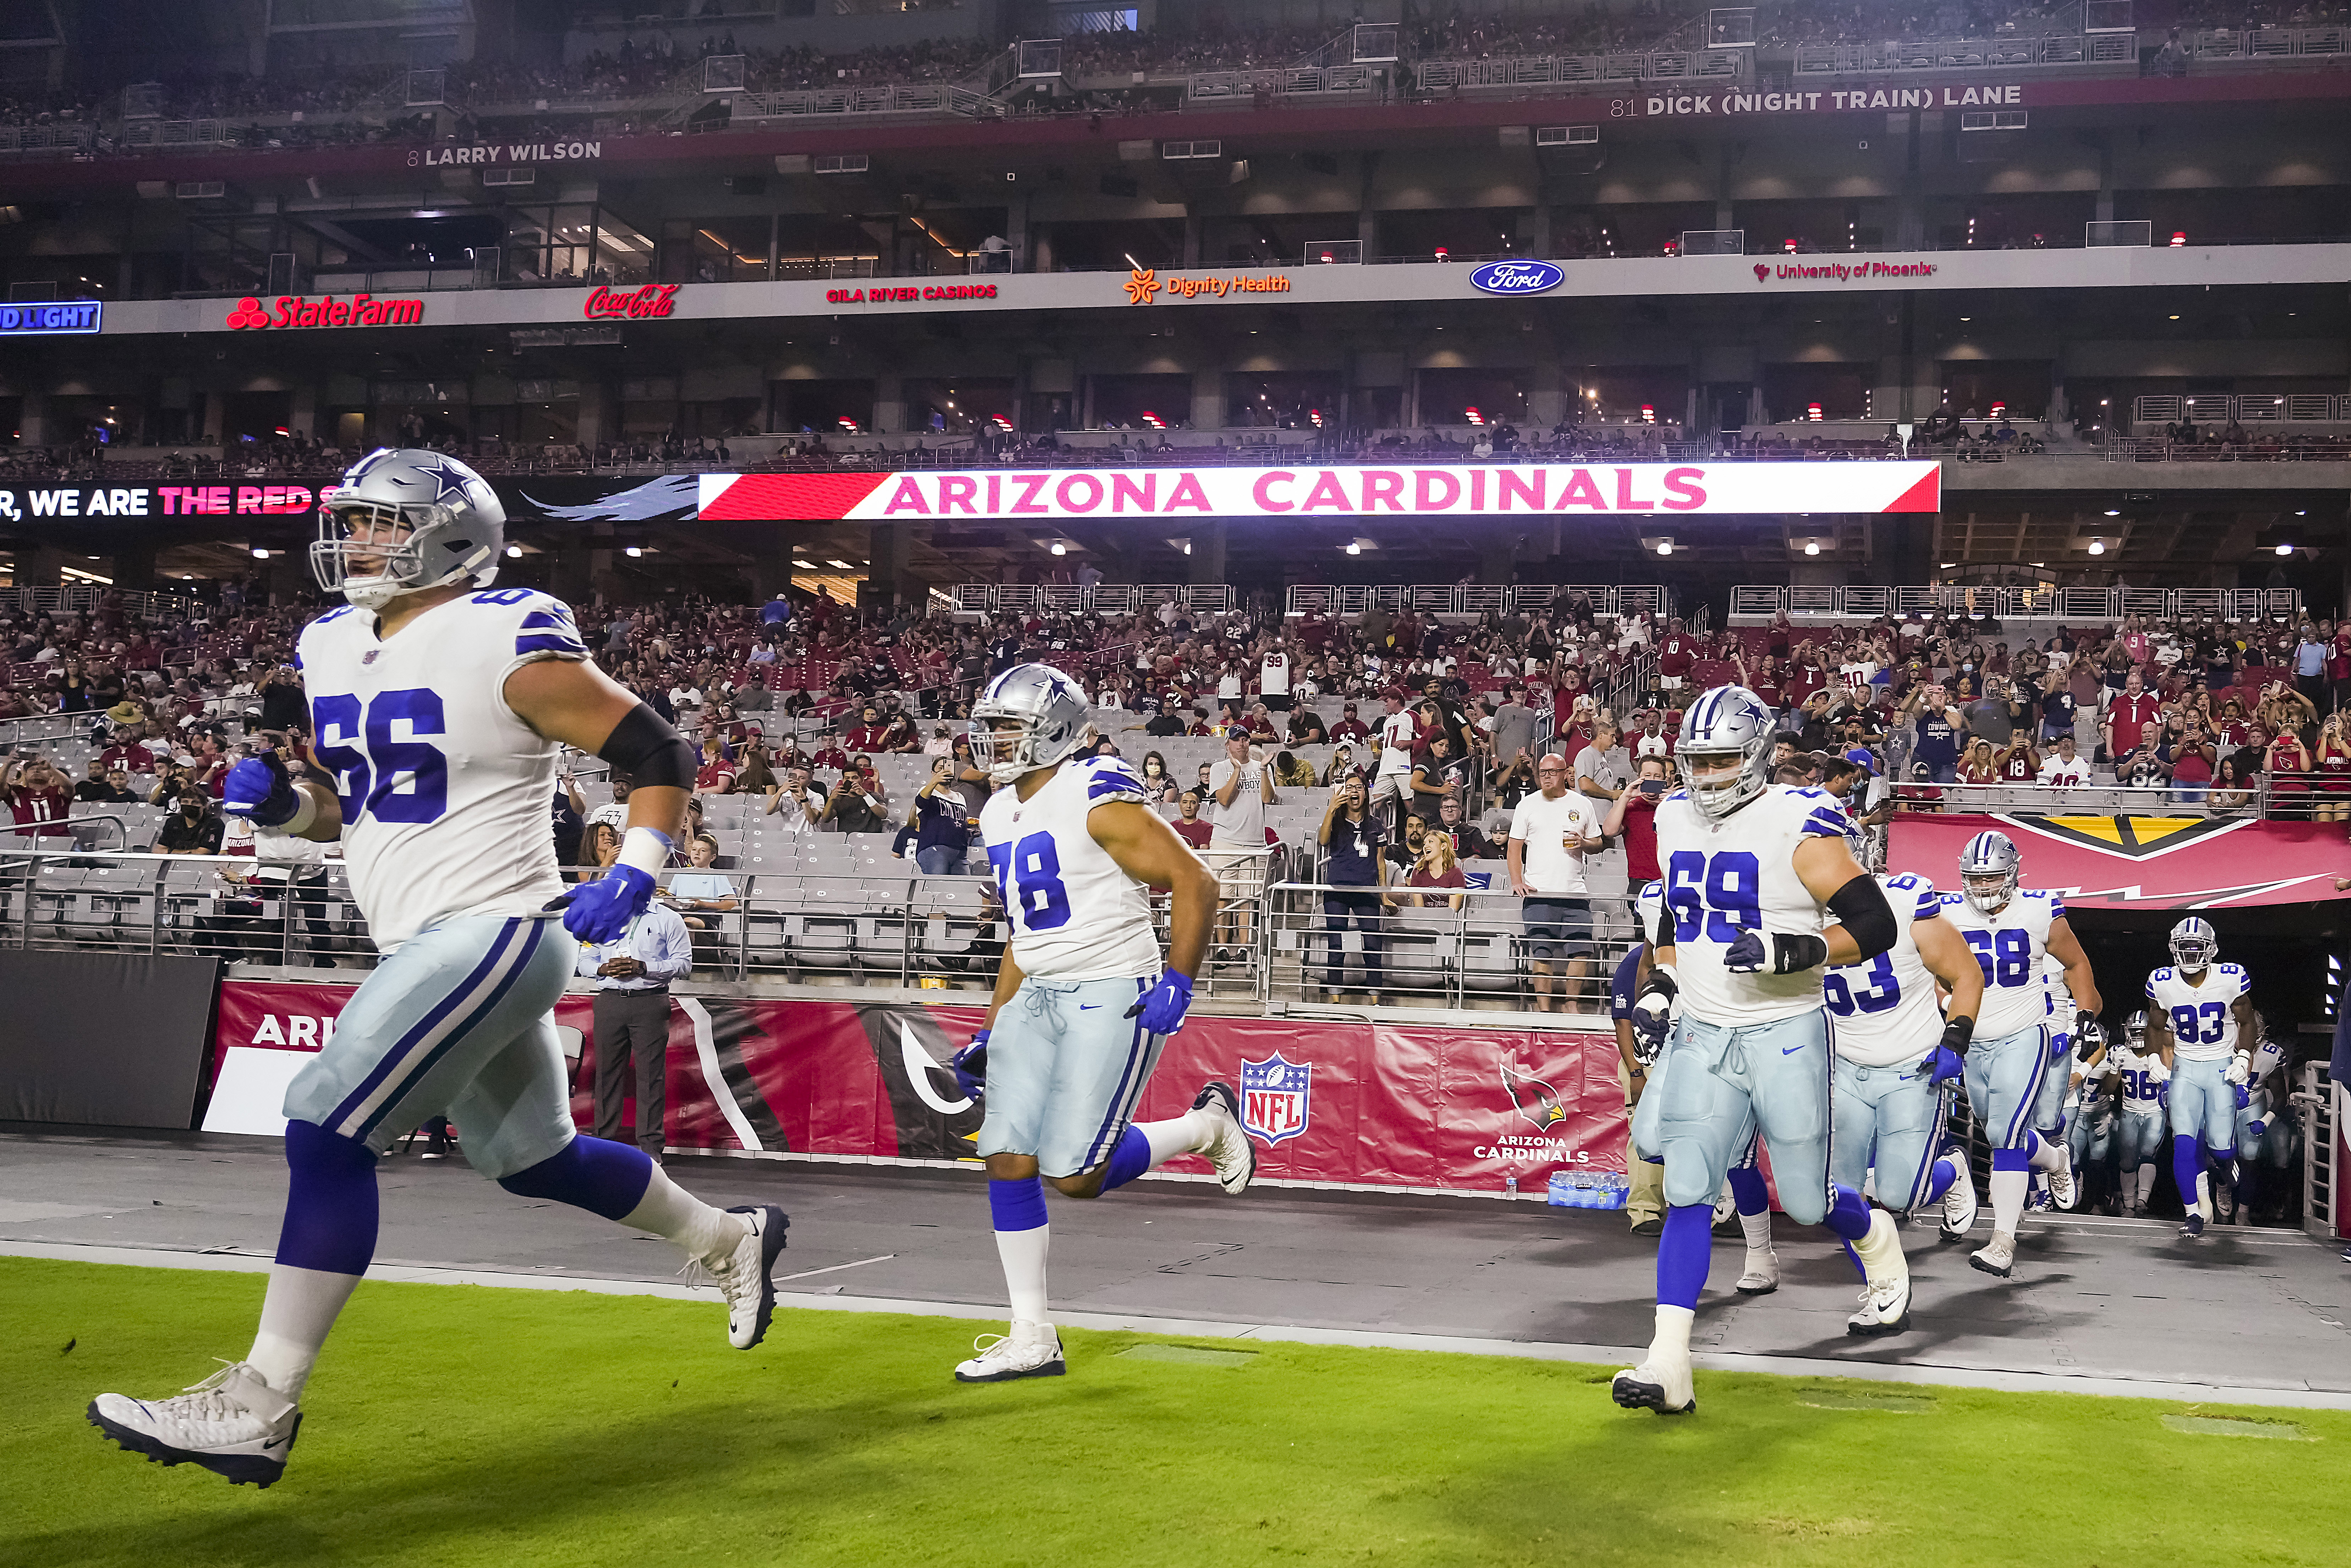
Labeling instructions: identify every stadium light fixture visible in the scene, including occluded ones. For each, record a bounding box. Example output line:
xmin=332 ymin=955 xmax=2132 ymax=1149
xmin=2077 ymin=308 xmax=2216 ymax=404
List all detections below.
xmin=1656 ymin=541 xmax=1673 ymax=557
xmin=826 ymin=559 xmax=854 ymax=569
xmin=2277 ymin=543 xmax=2295 ymax=557
xmin=1804 ymin=540 xmax=1820 ymax=556
xmin=625 ymin=546 xmax=643 ymax=558
xmin=251 ymin=548 xmax=269 ymax=559
xmin=793 ymin=560 xmax=817 ymax=569
xmin=1345 ymin=542 xmax=1361 ymax=555
xmin=1050 ymin=542 xmax=1067 ymax=555
xmin=505 ymin=545 xmax=522 ymax=558
xmin=2088 ymin=539 xmax=2105 ymax=555
xmin=2104 ymin=509 xmax=2121 ymax=516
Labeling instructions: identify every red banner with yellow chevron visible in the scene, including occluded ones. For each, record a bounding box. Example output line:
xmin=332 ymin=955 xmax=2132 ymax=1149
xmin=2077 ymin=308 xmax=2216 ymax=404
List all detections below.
xmin=1887 ymin=812 xmax=2351 ymax=910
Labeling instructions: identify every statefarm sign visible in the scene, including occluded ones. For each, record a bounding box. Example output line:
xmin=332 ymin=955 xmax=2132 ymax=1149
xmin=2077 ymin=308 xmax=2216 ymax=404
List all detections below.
xmin=698 ymin=460 xmax=1940 ymax=521
xmin=225 ymin=294 xmax=424 ymax=329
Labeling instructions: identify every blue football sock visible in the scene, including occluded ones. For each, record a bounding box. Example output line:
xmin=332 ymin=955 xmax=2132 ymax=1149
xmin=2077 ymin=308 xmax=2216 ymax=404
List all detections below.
xmin=1925 ymin=1153 xmax=1960 ymax=1203
xmin=498 ymin=1135 xmax=655 ymax=1222
xmin=1822 ymin=1183 xmax=1873 ymax=1242
xmin=988 ymin=1175 xmax=1048 ymax=1233
xmin=2173 ymin=1138 xmax=2206 ymax=1209
xmin=2207 ymin=1144 xmax=2239 ymax=1202
xmin=1656 ymin=1203 xmax=1713 ymax=1310
xmin=1099 ymin=1125 xmax=1152 ymax=1193
xmin=1725 ymin=1165 xmax=1771 ymax=1216
xmin=274 ymin=1119 xmax=380 ymax=1277
xmin=1991 ymin=1146 xmax=2031 ymax=1173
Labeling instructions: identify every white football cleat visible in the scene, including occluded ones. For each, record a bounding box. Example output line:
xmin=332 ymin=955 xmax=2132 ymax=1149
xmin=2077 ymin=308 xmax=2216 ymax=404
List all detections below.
xmin=2045 ymin=1147 xmax=2078 ymax=1211
xmin=1610 ymin=1350 xmax=1695 ymax=1416
xmin=1969 ymin=1228 xmax=2017 ymax=1278
xmin=955 ymin=1319 xmax=1066 ymax=1383
xmin=1846 ymin=1211 xmax=1912 ymax=1337
xmin=691 ymin=1203 xmax=790 ymax=1350
xmin=88 ymin=1361 xmax=301 ymax=1488
xmin=1733 ymin=1248 xmax=1779 ymax=1296
xmin=1938 ymin=1156 xmax=1978 ymax=1242
xmin=1191 ymin=1081 xmax=1257 ymax=1196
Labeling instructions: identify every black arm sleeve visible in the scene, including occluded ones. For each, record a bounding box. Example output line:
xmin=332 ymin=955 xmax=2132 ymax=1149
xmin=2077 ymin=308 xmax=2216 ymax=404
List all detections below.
xmin=1826 ymin=872 xmax=1898 ymax=960
xmin=1652 ymin=900 xmax=1677 ymax=952
xmin=596 ymin=702 xmax=695 ymax=789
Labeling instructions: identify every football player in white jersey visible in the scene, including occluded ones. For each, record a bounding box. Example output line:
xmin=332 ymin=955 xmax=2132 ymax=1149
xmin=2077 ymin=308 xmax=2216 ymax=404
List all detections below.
xmin=2231 ymin=1018 xmax=2297 ymax=1223
xmin=2025 ymin=954 xmax=2082 ymax=1214
xmin=2061 ymin=1025 xmax=2119 ymax=1214
xmin=2143 ymin=916 xmax=2256 ymax=1238
xmin=89 ymin=450 xmax=784 ymax=1487
xmin=950 ymin=664 xmax=1255 ymax=1383
xmin=2108 ymin=1010 xmax=2171 ymax=1217
xmin=1938 ymin=830 xmax=2102 ymax=1278
xmin=1823 ymin=870 xmax=1984 ymax=1328
xmin=1613 ymin=686 xmax=1911 ymax=1415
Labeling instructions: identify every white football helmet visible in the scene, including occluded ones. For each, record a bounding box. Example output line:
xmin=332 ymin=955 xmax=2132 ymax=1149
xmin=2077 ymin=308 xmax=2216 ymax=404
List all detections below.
xmin=970 ymin=663 xmax=1094 ymax=785
xmin=311 ymin=447 xmax=505 ymax=610
xmin=1959 ymin=829 xmax=2020 ymax=914
xmin=2168 ymin=915 xmax=2217 ymax=975
xmin=1676 ymin=684 xmax=1776 ymax=820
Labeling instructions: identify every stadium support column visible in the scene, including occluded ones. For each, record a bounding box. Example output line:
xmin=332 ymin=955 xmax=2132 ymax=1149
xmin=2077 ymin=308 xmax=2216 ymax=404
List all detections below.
xmin=1183 ymin=214 xmax=1203 ymax=268
xmin=112 ymin=539 xmax=157 ymax=592
xmin=874 ymin=376 xmax=905 ymax=434
xmin=1191 ymin=367 xmax=1225 ymax=433
xmin=290 ymin=383 xmax=318 ymax=443
xmin=748 ymin=527 xmax=795 ymax=602
xmin=15 ymin=392 xmax=43 ymax=446
xmin=1190 ymin=521 xmax=1227 ymax=587
xmin=21 ymin=544 xmax=68 ymax=586
xmin=867 ymin=519 xmax=918 ymax=608
xmin=574 ymin=380 xmax=615 ymax=452
xmin=1527 ymin=362 xmax=1563 ymax=429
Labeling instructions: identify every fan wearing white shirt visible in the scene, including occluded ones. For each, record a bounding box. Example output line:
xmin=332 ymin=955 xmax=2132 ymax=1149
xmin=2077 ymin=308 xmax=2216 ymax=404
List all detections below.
xmin=1507 ymin=753 xmax=1606 ymax=1013
xmin=2035 ymin=735 xmax=2091 ymax=787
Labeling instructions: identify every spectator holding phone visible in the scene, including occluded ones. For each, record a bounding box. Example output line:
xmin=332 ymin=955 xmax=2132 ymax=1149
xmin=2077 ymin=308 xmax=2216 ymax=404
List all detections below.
xmin=1602 ymin=754 xmax=1671 ymax=888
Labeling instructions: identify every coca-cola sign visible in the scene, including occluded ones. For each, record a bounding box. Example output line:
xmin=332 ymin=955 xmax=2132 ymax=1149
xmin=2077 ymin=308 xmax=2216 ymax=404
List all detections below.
xmin=582 ymin=283 xmax=680 ymax=320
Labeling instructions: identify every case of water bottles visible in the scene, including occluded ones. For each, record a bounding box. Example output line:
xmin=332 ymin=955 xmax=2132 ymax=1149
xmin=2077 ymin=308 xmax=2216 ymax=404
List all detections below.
xmin=1547 ymin=1167 xmax=1629 ymax=1210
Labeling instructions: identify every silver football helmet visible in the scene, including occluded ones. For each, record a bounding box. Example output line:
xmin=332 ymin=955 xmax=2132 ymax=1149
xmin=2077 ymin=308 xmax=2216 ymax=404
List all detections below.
xmin=2168 ymin=915 xmax=2218 ymax=974
xmin=1676 ymin=684 xmax=1776 ymax=820
xmin=311 ymin=447 xmax=504 ymax=610
xmin=970 ymin=663 xmax=1094 ymax=785
xmin=2124 ymin=1008 xmax=2148 ymax=1051
xmin=1958 ymin=829 xmax=2020 ymax=914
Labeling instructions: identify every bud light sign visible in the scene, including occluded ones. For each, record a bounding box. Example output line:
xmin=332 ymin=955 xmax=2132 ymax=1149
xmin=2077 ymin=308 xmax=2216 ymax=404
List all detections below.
xmin=1468 ymin=259 xmax=1563 ymax=296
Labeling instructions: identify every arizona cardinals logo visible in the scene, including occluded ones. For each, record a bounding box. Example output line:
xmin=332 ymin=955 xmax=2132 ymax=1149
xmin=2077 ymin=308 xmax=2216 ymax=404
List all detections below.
xmin=1499 ymin=1046 xmax=1570 ymax=1133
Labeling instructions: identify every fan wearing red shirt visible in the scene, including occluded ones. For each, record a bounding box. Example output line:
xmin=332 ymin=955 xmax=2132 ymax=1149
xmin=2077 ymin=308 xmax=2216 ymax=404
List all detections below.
xmin=1655 ymin=620 xmax=1696 ymax=690
xmin=809 ymin=741 xmax=851 ymax=772
xmin=1 ymin=753 xmax=73 ymax=841
xmin=1330 ymin=702 xmax=1371 ymax=743
xmin=843 ymin=704 xmax=893 ymax=752
xmin=2102 ymin=673 xmax=2163 ymax=761
xmin=694 ymin=735 xmax=738 ymax=795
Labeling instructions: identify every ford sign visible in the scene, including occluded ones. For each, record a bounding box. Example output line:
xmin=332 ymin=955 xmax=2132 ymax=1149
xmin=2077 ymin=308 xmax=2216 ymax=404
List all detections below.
xmin=1469 ymin=259 xmax=1564 ymax=295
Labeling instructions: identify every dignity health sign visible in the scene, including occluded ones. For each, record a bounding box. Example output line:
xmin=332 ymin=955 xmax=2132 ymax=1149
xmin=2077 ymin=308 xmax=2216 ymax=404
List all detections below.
xmin=699 ymin=460 xmax=1940 ymax=521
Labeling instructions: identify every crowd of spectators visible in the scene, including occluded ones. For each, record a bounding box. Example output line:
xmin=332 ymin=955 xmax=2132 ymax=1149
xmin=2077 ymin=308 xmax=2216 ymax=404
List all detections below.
xmin=22 ymin=0 xmax=2351 ymax=143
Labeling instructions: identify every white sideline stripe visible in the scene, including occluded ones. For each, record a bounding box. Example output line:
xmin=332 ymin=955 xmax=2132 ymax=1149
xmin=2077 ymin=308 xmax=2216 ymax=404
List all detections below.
xmin=676 ymin=996 xmax=765 ymax=1154
xmin=7 ymin=1240 xmax=2348 ymax=1411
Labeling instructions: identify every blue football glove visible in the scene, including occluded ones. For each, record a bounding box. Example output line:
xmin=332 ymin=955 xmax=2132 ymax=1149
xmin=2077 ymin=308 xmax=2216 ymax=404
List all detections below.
xmin=552 ymin=864 xmax=657 ymax=944
xmin=1917 ymin=1046 xmax=1967 ymax=1086
xmin=950 ymin=1031 xmax=989 ymax=1100
xmin=2232 ymin=1083 xmax=2252 ymax=1111
xmin=1127 ymin=970 xmax=1195 ymax=1035
xmin=221 ymin=752 xmax=299 ymax=826
xmin=2247 ymin=1118 xmax=2267 ymax=1140
xmin=1722 ymin=930 xmax=1768 ymax=973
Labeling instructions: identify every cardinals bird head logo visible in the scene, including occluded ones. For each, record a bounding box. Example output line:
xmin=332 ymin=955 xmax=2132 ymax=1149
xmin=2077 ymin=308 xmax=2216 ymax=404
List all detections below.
xmin=1124 ymin=268 xmax=1160 ymax=305
xmin=1753 ymin=263 xmax=1770 ymax=282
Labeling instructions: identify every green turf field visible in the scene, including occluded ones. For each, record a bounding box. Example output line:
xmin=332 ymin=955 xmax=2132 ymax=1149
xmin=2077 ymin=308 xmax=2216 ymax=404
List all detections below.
xmin=4 ymin=1256 xmax=2345 ymax=1568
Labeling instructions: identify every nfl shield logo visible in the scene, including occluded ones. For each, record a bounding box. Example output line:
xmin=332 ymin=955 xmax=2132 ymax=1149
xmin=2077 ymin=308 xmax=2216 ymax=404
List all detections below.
xmin=1239 ymin=1051 xmax=1311 ymax=1146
